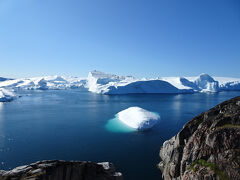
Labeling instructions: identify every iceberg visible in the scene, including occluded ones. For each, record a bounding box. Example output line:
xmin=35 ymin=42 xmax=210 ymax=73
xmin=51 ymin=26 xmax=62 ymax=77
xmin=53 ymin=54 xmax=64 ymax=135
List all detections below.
xmin=193 ymin=73 xmax=219 ymax=92
xmin=87 ymin=70 xmax=134 ymax=93
xmin=86 ymin=71 xmax=240 ymax=94
xmin=0 ymin=71 xmax=239 ymax=95
xmin=219 ymin=81 xmax=240 ymax=91
xmin=0 ymin=76 xmax=88 ymax=90
xmin=214 ymin=77 xmax=240 ymax=91
xmin=0 ymin=88 xmax=16 ymax=102
xmin=104 ymin=80 xmax=194 ymax=94
xmin=117 ymin=107 xmax=160 ymax=130
xmin=87 ymin=71 xmax=194 ymax=94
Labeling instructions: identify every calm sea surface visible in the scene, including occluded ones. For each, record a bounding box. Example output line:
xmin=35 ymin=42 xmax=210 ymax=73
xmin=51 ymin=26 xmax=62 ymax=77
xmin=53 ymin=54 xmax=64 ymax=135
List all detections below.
xmin=0 ymin=90 xmax=240 ymax=180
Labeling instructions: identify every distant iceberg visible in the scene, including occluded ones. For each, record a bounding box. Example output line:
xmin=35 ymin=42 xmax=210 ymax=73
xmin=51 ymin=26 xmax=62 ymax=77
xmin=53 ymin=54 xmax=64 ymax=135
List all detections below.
xmin=117 ymin=107 xmax=160 ymax=130
xmin=104 ymin=80 xmax=194 ymax=94
xmin=0 ymin=88 xmax=16 ymax=102
xmin=0 ymin=76 xmax=88 ymax=91
xmin=194 ymin=73 xmax=219 ymax=92
xmin=87 ymin=71 xmax=240 ymax=94
xmin=0 ymin=71 xmax=240 ymax=95
xmin=214 ymin=77 xmax=240 ymax=91
xmin=87 ymin=71 xmax=194 ymax=94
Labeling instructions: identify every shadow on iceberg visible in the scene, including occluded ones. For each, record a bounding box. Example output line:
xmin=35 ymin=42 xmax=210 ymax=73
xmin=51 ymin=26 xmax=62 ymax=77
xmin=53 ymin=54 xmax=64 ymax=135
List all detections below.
xmin=105 ymin=80 xmax=194 ymax=94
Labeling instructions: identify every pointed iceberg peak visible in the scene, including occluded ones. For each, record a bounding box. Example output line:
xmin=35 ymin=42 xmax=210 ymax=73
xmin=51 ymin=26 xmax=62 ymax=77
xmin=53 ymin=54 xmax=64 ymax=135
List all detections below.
xmin=194 ymin=73 xmax=219 ymax=92
xmin=196 ymin=73 xmax=216 ymax=82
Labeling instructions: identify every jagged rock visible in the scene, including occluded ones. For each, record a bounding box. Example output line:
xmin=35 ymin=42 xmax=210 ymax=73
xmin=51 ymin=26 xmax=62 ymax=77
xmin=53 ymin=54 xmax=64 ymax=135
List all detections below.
xmin=0 ymin=160 xmax=123 ymax=180
xmin=159 ymin=96 xmax=240 ymax=180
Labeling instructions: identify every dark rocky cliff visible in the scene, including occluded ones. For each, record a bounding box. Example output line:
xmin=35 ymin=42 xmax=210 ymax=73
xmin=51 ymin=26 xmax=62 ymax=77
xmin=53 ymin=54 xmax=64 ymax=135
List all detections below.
xmin=0 ymin=160 xmax=123 ymax=180
xmin=159 ymin=96 xmax=240 ymax=180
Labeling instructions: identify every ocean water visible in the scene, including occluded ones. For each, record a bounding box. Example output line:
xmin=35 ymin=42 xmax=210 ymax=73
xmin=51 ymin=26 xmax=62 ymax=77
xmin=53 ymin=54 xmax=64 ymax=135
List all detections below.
xmin=0 ymin=90 xmax=239 ymax=180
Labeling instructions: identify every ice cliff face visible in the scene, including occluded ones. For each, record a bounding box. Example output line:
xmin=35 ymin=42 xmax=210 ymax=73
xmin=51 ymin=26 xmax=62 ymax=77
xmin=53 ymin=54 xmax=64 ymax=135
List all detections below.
xmin=87 ymin=72 xmax=195 ymax=94
xmin=0 ymin=71 xmax=240 ymax=97
xmin=87 ymin=70 xmax=130 ymax=93
xmin=194 ymin=73 xmax=219 ymax=92
xmin=87 ymin=71 xmax=232 ymax=94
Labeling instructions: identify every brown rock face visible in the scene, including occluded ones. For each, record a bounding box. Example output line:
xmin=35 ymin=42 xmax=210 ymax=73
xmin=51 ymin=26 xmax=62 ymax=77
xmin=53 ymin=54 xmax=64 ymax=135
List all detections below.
xmin=159 ymin=96 xmax=240 ymax=180
xmin=0 ymin=160 xmax=123 ymax=180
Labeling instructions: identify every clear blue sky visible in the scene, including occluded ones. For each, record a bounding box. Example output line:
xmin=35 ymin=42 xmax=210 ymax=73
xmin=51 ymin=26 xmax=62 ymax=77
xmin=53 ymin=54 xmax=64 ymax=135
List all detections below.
xmin=0 ymin=0 xmax=240 ymax=78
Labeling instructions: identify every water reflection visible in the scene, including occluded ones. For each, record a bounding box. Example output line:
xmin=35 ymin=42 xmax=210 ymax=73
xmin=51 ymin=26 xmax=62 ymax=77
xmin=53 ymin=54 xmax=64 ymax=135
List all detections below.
xmin=105 ymin=116 xmax=135 ymax=133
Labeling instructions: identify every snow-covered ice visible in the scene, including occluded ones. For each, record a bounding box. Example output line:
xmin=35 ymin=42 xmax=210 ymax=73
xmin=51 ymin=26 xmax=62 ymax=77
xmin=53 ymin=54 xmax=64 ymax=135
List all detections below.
xmin=117 ymin=107 xmax=160 ymax=130
xmin=0 ymin=88 xmax=16 ymax=102
xmin=193 ymin=73 xmax=219 ymax=92
xmin=0 ymin=76 xmax=87 ymax=90
xmin=214 ymin=77 xmax=240 ymax=91
xmin=87 ymin=70 xmax=128 ymax=93
xmin=103 ymin=80 xmax=194 ymax=94
xmin=0 ymin=71 xmax=239 ymax=96
xmin=87 ymin=71 xmax=194 ymax=94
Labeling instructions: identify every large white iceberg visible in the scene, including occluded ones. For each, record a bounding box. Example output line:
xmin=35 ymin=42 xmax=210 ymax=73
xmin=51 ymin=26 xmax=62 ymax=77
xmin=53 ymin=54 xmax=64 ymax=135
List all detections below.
xmin=87 ymin=70 xmax=135 ymax=93
xmin=87 ymin=71 xmax=225 ymax=94
xmin=0 ymin=88 xmax=16 ymax=102
xmin=0 ymin=71 xmax=240 ymax=95
xmin=104 ymin=80 xmax=194 ymax=94
xmin=87 ymin=71 xmax=194 ymax=94
xmin=117 ymin=107 xmax=160 ymax=130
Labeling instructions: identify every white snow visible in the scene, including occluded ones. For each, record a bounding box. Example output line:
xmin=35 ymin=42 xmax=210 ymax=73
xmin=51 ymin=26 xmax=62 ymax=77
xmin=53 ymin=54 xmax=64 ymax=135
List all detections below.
xmin=87 ymin=71 xmax=194 ymax=94
xmin=117 ymin=107 xmax=160 ymax=130
xmin=87 ymin=70 xmax=135 ymax=93
xmin=0 ymin=71 xmax=239 ymax=97
xmin=194 ymin=73 xmax=219 ymax=92
xmin=0 ymin=88 xmax=16 ymax=102
xmin=0 ymin=76 xmax=87 ymax=90
xmin=214 ymin=77 xmax=240 ymax=91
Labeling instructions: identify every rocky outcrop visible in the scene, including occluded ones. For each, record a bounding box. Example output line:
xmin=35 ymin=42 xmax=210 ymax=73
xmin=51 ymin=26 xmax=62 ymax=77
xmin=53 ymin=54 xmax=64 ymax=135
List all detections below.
xmin=0 ymin=160 xmax=123 ymax=180
xmin=159 ymin=96 xmax=240 ymax=180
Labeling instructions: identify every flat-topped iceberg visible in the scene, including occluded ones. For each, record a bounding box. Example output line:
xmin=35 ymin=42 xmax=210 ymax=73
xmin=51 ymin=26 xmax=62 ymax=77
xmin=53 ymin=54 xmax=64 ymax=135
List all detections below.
xmin=117 ymin=107 xmax=160 ymax=130
xmin=104 ymin=80 xmax=194 ymax=94
xmin=86 ymin=71 xmax=223 ymax=94
xmin=0 ymin=88 xmax=16 ymax=102
xmin=1 ymin=71 xmax=240 ymax=95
